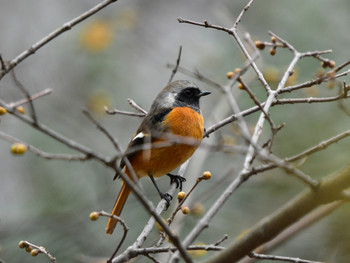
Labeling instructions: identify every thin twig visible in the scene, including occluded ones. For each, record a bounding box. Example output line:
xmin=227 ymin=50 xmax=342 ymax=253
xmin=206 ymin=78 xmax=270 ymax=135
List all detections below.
xmin=168 ymin=45 xmax=182 ymax=84
xmin=0 ymin=103 xmax=110 ymax=162
xmin=110 ymin=162 xmax=193 ymax=263
xmin=249 ymin=251 xmax=325 ymax=263
xmin=144 ymin=254 xmax=161 ymax=263
xmin=127 ymin=98 xmax=148 ymax=115
xmin=157 ymin=173 xmax=209 ymax=247
xmin=9 ymin=88 xmax=52 ymax=108
xmin=131 ymin=244 xmax=224 ymax=255
xmin=232 ymin=0 xmax=255 ymax=29
xmin=96 ymin=211 xmax=129 ymax=263
xmin=287 ymin=130 xmax=350 ymax=163
xmin=0 ymin=0 xmax=119 ymax=80
xmin=11 ymin=70 xmax=38 ymax=124
xmin=0 ymin=53 xmax=6 ymax=70
xmin=240 ymin=201 xmax=343 ymax=263
xmin=213 ymin=234 xmax=228 ymax=246
xmin=0 ymin=131 xmax=88 ymax=161
xmin=105 ymin=106 xmax=146 ymax=117
xmin=83 ymin=108 xmax=122 ymax=152
xmin=19 ymin=240 xmax=56 ymax=263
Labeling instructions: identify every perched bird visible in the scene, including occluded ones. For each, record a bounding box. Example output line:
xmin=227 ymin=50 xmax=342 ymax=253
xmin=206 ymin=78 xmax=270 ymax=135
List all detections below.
xmin=106 ymin=80 xmax=210 ymax=235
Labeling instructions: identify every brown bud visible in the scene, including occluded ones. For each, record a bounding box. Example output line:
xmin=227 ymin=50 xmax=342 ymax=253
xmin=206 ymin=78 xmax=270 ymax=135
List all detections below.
xmin=226 ymin=71 xmax=234 ymax=79
xmin=11 ymin=143 xmax=27 ymax=155
xmin=16 ymin=106 xmax=26 ymax=114
xmin=177 ymin=191 xmax=186 ymax=201
xmin=30 ymin=249 xmax=40 ymax=257
xmin=254 ymin=41 xmax=265 ymax=50
xmin=18 ymin=241 xmax=27 ymax=249
xmin=321 ymin=61 xmax=329 ymax=68
xmin=25 ymin=246 xmax=32 ymax=253
xmin=89 ymin=211 xmax=100 ymax=221
xmin=329 ymin=60 xmax=336 ymax=68
xmin=202 ymin=171 xmax=212 ymax=180
xmin=271 ymin=36 xmax=277 ymax=43
xmin=269 ymin=47 xmax=276 ymax=56
xmin=181 ymin=206 xmax=190 ymax=214
xmin=0 ymin=107 xmax=7 ymax=115
xmin=191 ymin=203 xmax=205 ymax=216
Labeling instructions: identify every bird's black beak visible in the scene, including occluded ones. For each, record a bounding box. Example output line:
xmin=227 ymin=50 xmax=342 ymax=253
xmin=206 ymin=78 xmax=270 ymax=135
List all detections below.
xmin=199 ymin=91 xmax=211 ymax=97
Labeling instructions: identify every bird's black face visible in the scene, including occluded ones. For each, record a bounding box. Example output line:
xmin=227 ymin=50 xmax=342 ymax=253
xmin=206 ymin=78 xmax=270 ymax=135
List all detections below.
xmin=175 ymin=87 xmax=210 ymax=112
xmin=176 ymin=87 xmax=200 ymax=110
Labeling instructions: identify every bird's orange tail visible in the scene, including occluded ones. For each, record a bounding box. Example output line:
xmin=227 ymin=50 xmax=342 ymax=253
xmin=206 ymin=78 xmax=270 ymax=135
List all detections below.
xmin=106 ymin=182 xmax=132 ymax=235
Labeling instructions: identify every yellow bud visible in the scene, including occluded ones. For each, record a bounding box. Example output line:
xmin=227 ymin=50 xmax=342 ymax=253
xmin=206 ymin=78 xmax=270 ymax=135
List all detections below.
xmin=254 ymin=41 xmax=265 ymax=50
xmin=177 ymin=191 xmax=186 ymax=201
xmin=30 ymin=249 xmax=40 ymax=257
xmin=191 ymin=203 xmax=205 ymax=216
xmin=181 ymin=206 xmax=190 ymax=215
xmin=238 ymin=83 xmax=244 ymax=90
xmin=327 ymin=81 xmax=335 ymax=90
xmin=25 ymin=246 xmax=32 ymax=253
xmin=18 ymin=241 xmax=27 ymax=249
xmin=11 ymin=143 xmax=27 ymax=155
xmin=226 ymin=71 xmax=234 ymax=79
xmin=234 ymin=68 xmax=241 ymax=74
xmin=269 ymin=47 xmax=276 ymax=56
xmin=0 ymin=107 xmax=7 ymax=115
xmin=89 ymin=211 xmax=100 ymax=221
xmin=16 ymin=106 xmax=26 ymax=114
xmin=202 ymin=171 xmax=212 ymax=180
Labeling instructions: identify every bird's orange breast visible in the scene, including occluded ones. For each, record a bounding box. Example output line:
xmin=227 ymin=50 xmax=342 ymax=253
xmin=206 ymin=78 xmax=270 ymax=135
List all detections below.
xmin=127 ymin=107 xmax=204 ymax=178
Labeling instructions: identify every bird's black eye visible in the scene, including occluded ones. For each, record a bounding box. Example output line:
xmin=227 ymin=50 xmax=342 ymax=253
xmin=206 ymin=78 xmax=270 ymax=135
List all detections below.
xmin=183 ymin=88 xmax=195 ymax=97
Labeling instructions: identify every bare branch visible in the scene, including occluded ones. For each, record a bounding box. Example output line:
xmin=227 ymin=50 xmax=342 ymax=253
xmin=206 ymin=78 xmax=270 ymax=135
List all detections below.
xmin=0 ymin=0 xmax=119 ymax=80
xmin=95 ymin=211 xmax=129 ymax=262
xmin=9 ymin=88 xmax=52 ymax=108
xmin=232 ymin=0 xmax=255 ymax=29
xmin=18 ymin=240 xmax=56 ymax=263
xmin=83 ymin=108 xmax=123 ymax=152
xmin=105 ymin=106 xmax=146 ymax=117
xmin=127 ymin=98 xmax=148 ymax=115
xmin=0 ymin=131 xmax=88 ymax=161
xmin=249 ymin=252 xmax=325 ymax=263
xmin=11 ymin=70 xmax=38 ymax=124
xmin=168 ymin=45 xmax=182 ymax=84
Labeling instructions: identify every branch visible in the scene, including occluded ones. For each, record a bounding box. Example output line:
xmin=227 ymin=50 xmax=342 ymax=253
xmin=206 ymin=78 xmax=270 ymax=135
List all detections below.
xmin=168 ymin=45 xmax=182 ymax=84
xmin=18 ymin=240 xmax=56 ymax=263
xmin=0 ymin=131 xmax=88 ymax=160
xmin=83 ymin=108 xmax=123 ymax=152
xmin=204 ymin=164 xmax=350 ymax=263
xmin=9 ymin=88 xmax=52 ymax=108
xmin=0 ymin=0 xmax=119 ymax=80
xmin=249 ymin=252 xmax=325 ymax=263
xmin=240 ymin=201 xmax=343 ymax=263
xmin=11 ymin=70 xmax=38 ymax=124
xmin=112 ymin=161 xmax=192 ymax=263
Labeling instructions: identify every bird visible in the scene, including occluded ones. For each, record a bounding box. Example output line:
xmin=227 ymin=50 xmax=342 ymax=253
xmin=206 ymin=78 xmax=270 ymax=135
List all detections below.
xmin=106 ymin=80 xmax=210 ymax=235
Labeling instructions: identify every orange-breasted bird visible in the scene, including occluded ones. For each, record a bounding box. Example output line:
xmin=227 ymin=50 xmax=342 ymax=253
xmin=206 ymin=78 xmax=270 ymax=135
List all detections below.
xmin=106 ymin=80 xmax=210 ymax=235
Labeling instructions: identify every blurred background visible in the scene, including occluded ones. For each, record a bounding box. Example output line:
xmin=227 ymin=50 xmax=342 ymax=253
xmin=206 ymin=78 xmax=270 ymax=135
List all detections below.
xmin=1 ymin=0 xmax=350 ymax=262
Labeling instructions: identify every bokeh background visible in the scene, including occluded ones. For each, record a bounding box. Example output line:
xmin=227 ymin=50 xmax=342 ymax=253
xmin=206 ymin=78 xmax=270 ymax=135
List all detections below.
xmin=1 ymin=0 xmax=350 ymax=262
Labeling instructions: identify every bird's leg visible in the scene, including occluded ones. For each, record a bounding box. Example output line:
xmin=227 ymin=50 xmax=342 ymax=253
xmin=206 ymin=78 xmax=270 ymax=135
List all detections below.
xmin=148 ymin=174 xmax=172 ymax=209
xmin=167 ymin=173 xmax=186 ymax=191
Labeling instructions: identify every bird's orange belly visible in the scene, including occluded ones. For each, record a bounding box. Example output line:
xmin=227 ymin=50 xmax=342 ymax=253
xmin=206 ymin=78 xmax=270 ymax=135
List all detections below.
xmin=129 ymin=107 xmax=204 ymax=178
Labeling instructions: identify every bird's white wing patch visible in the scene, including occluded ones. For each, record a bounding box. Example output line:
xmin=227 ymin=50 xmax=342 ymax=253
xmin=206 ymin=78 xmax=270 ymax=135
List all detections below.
xmin=132 ymin=132 xmax=145 ymax=141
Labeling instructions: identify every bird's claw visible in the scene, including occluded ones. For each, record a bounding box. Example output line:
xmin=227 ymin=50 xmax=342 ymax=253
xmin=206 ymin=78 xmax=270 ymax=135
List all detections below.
xmin=167 ymin=173 xmax=186 ymax=191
